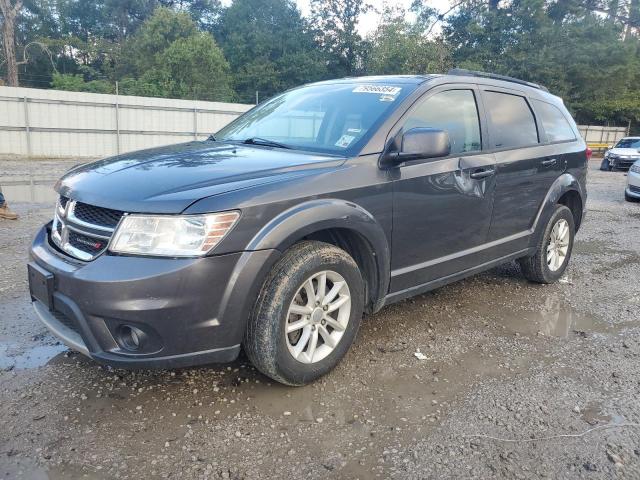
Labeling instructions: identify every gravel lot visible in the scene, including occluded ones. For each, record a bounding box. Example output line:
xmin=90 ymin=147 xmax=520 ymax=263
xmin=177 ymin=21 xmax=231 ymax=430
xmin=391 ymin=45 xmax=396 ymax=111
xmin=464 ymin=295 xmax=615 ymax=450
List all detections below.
xmin=1 ymin=158 xmax=639 ymax=479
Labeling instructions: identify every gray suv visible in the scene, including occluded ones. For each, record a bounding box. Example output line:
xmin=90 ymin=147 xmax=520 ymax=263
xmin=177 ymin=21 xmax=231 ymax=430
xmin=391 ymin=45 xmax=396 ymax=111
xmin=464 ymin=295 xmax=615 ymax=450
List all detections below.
xmin=28 ymin=70 xmax=588 ymax=385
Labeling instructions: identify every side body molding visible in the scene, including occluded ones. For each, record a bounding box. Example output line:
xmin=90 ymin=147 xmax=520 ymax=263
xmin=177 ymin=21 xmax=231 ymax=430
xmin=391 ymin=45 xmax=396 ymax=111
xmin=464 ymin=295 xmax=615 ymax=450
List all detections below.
xmin=247 ymin=199 xmax=391 ymax=309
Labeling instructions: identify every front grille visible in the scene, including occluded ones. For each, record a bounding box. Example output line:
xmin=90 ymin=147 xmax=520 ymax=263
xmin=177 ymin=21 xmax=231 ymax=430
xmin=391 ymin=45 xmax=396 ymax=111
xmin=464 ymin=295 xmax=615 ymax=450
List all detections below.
xmin=73 ymin=202 xmax=124 ymax=229
xmin=630 ymin=185 xmax=640 ymax=194
xmin=68 ymin=229 xmax=108 ymax=255
xmin=51 ymin=195 xmax=123 ymax=261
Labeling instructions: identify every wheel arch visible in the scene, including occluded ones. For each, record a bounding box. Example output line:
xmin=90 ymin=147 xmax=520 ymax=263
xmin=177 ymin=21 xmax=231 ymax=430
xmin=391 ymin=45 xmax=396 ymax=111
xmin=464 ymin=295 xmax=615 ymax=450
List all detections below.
xmin=247 ymin=199 xmax=390 ymax=313
xmin=533 ymin=173 xmax=586 ymax=240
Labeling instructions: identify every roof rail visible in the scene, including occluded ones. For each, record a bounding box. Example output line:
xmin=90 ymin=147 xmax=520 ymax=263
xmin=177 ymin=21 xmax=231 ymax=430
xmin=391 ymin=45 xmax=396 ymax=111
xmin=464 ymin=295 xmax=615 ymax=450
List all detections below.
xmin=447 ymin=68 xmax=549 ymax=92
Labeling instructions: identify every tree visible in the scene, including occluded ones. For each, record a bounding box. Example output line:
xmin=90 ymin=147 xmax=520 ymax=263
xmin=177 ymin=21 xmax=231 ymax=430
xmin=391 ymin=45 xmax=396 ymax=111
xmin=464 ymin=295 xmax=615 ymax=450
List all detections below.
xmin=366 ymin=6 xmax=451 ymax=75
xmin=215 ymin=0 xmax=328 ymax=103
xmin=134 ymin=32 xmax=234 ymax=100
xmin=0 ymin=0 xmax=23 ymax=86
xmin=310 ymin=0 xmax=371 ymax=76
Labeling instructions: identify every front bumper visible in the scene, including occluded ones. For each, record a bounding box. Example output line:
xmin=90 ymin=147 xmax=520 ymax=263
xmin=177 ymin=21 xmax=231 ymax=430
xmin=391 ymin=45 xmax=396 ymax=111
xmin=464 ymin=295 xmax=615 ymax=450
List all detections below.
xmin=29 ymin=223 xmax=281 ymax=369
xmin=627 ymin=170 xmax=640 ymax=198
xmin=609 ymin=157 xmax=639 ymax=170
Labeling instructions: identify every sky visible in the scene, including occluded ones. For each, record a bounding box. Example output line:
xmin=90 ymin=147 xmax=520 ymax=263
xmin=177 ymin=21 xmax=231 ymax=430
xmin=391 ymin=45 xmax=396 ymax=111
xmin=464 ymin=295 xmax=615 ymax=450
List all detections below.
xmin=221 ymin=0 xmax=453 ymax=36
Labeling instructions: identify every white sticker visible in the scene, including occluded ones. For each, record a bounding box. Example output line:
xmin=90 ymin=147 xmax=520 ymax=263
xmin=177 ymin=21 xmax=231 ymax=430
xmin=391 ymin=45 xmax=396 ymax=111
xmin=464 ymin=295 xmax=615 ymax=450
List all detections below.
xmin=379 ymin=94 xmax=396 ymax=102
xmin=335 ymin=134 xmax=356 ymax=148
xmin=353 ymin=85 xmax=402 ymax=96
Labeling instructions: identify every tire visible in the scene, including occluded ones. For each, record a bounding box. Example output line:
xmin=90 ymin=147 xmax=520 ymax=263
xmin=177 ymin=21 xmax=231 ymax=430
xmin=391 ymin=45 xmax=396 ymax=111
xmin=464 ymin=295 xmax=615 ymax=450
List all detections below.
xmin=518 ymin=205 xmax=575 ymax=284
xmin=600 ymin=158 xmax=612 ymax=171
xmin=244 ymin=241 xmax=364 ymax=386
xmin=626 ymin=191 xmax=640 ymax=202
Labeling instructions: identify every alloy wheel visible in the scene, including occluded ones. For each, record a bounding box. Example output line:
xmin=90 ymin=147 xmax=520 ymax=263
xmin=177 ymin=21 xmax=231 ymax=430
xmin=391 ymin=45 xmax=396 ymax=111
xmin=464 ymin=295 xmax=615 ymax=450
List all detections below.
xmin=547 ymin=218 xmax=570 ymax=271
xmin=285 ymin=270 xmax=351 ymax=364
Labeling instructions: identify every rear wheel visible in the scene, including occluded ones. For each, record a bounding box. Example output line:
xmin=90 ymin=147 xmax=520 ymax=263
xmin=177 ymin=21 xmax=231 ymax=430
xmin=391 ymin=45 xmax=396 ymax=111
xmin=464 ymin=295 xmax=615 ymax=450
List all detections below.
xmin=244 ymin=241 xmax=364 ymax=386
xmin=518 ymin=205 xmax=575 ymax=284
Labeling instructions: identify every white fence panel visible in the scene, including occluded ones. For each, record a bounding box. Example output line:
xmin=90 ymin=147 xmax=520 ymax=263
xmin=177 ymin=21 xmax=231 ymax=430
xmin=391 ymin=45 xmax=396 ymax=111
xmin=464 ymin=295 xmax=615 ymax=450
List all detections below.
xmin=0 ymin=86 xmax=252 ymax=158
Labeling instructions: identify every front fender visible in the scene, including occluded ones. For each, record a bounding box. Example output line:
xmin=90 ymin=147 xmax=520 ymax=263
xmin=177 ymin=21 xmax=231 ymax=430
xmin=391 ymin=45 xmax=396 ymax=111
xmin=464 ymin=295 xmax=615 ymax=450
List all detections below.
xmin=247 ymin=199 xmax=391 ymax=307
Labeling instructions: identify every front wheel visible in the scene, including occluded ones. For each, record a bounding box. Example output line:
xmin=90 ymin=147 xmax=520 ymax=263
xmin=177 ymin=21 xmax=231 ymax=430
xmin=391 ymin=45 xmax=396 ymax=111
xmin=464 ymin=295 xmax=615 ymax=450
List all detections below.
xmin=244 ymin=241 xmax=364 ymax=386
xmin=518 ymin=205 xmax=575 ymax=284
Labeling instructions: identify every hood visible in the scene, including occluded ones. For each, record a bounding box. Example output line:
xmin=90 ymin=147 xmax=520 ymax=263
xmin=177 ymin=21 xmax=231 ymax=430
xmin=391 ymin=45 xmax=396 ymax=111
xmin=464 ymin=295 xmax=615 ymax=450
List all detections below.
xmin=608 ymin=148 xmax=640 ymax=157
xmin=56 ymin=141 xmax=346 ymax=213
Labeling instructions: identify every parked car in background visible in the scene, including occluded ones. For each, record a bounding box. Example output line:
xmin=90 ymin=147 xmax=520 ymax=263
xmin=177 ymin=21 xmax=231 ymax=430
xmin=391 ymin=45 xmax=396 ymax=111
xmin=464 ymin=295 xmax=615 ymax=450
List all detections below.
xmin=28 ymin=70 xmax=588 ymax=386
xmin=626 ymin=160 xmax=640 ymax=202
xmin=600 ymin=137 xmax=640 ymax=171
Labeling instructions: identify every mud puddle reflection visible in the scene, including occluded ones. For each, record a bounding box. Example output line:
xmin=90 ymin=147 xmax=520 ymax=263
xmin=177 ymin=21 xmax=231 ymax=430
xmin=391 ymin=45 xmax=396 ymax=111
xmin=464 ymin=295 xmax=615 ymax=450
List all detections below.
xmin=0 ymin=340 xmax=68 ymax=370
xmin=472 ymin=294 xmax=607 ymax=337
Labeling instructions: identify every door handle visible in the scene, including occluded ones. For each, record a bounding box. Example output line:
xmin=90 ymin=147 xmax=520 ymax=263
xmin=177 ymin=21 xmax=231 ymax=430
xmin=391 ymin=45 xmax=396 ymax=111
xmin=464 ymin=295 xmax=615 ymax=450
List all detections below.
xmin=541 ymin=158 xmax=557 ymax=166
xmin=469 ymin=168 xmax=495 ymax=179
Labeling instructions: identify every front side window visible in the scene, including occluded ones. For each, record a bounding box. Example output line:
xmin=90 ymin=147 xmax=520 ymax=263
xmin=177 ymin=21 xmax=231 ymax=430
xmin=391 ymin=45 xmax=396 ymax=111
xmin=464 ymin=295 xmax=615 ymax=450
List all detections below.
xmin=484 ymin=91 xmax=539 ymax=149
xmin=402 ymin=89 xmax=482 ymax=154
xmin=216 ymin=83 xmax=413 ymax=156
xmin=531 ymin=99 xmax=576 ymax=142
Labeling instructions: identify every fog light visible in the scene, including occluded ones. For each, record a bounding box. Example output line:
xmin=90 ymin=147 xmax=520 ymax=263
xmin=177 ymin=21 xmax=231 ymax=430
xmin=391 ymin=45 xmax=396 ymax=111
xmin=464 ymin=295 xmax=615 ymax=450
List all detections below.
xmin=118 ymin=325 xmax=144 ymax=351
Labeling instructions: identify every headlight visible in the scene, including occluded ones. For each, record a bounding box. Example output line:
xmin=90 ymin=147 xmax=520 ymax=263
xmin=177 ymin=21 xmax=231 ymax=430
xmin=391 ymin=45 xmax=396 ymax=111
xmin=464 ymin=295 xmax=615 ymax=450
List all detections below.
xmin=109 ymin=211 xmax=240 ymax=257
xmin=630 ymin=164 xmax=640 ymax=174
xmin=609 ymin=153 xmax=619 ymax=159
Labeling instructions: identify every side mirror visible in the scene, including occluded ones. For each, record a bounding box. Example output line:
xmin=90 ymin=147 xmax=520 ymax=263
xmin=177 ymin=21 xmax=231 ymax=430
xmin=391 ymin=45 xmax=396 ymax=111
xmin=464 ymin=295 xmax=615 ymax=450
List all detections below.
xmin=383 ymin=127 xmax=451 ymax=165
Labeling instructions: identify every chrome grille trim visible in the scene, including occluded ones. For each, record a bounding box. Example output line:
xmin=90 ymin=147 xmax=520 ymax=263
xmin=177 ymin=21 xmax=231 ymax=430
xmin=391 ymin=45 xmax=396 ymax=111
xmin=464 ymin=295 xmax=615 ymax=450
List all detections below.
xmin=51 ymin=197 xmax=121 ymax=261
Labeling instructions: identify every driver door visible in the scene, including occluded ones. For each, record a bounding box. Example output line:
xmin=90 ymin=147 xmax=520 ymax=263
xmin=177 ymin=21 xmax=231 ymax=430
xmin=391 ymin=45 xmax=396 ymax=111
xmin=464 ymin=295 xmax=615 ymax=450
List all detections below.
xmin=390 ymin=86 xmax=496 ymax=293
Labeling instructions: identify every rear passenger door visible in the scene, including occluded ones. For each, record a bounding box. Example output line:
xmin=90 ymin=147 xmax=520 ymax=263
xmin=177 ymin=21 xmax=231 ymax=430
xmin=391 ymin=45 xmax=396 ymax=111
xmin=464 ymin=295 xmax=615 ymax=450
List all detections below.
xmin=482 ymin=88 xmax=561 ymax=242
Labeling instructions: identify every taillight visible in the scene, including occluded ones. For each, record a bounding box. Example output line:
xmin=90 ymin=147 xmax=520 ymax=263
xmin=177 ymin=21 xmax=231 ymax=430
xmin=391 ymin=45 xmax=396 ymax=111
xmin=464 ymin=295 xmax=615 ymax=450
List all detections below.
xmin=586 ymin=147 xmax=593 ymax=161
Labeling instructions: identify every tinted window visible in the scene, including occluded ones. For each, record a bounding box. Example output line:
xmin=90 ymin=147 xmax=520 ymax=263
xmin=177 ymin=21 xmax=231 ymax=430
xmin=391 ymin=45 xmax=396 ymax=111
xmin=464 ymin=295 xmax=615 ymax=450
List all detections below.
xmin=484 ymin=91 xmax=538 ymax=149
xmin=403 ymin=89 xmax=481 ymax=154
xmin=532 ymin=99 xmax=576 ymax=142
xmin=216 ymin=82 xmax=413 ymax=155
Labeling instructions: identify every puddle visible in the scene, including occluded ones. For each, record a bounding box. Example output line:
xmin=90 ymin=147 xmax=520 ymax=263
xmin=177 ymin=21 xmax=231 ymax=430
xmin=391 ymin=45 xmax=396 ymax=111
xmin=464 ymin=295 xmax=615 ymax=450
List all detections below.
xmin=472 ymin=295 xmax=604 ymax=338
xmin=1 ymin=178 xmax=57 ymax=204
xmin=0 ymin=340 xmax=68 ymax=370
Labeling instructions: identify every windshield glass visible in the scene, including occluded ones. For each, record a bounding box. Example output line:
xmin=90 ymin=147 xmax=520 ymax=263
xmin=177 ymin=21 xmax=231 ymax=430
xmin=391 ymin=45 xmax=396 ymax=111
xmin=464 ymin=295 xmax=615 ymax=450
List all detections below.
xmin=615 ymin=138 xmax=640 ymax=149
xmin=215 ymin=82 xmax=413 ymax=155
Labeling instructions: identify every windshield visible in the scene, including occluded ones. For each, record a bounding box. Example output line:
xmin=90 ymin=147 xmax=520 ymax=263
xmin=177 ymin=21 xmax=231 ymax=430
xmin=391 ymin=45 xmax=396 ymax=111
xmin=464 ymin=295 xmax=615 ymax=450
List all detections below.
xmin=215 ymin=82 xmax=413 ymax=155
xmin=615 ymin=138 xmax=640 ymax=149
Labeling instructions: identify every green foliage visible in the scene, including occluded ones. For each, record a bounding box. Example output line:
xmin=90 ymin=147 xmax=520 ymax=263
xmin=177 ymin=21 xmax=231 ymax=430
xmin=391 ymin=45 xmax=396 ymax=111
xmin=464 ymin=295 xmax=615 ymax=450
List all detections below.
xmin=134 ymin=32 xmax=234 ymax=101
xmin=310 ymin=0 xmax=371 ymax=76
xmin=214 ymin=0 xmax=327 ymax=102
xmin=51 ymin=73 xmax=114 ymax=94
xmin=366 ymin=6 xmax=452 ymax=75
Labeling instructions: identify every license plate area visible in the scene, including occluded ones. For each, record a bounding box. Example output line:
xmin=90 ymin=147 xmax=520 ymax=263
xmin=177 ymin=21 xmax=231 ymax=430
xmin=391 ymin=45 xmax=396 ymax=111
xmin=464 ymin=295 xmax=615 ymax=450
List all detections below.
xmin=28 ymin=262 xmax=54 ymax=310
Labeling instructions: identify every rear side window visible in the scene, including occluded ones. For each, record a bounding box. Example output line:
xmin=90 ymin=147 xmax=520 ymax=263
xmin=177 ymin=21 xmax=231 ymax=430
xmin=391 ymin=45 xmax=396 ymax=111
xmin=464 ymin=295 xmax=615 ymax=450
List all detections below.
xmin=531 ymin=99 xmax=576 ymax=142
xmin=402 ymin=89 xmax=481 ymax=154
xmin=484 ymin=91 xmax=538 ymax=149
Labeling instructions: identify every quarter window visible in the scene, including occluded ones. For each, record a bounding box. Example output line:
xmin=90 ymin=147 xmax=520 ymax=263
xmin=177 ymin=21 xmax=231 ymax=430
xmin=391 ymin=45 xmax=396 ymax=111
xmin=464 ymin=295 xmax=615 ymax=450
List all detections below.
xmin=531 ymin=99 xmax=576 ymax=142
xmin=403 ymin=89 xmax=482 ymax=154
xmin=484 ymin=91 xmax=539 ymax=149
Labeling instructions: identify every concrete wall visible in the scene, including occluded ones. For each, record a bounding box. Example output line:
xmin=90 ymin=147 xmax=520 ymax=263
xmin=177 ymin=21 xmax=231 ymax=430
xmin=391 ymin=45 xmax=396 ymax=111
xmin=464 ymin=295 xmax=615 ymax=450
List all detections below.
xmin=0 ymin=86 xmax=252 ymax=158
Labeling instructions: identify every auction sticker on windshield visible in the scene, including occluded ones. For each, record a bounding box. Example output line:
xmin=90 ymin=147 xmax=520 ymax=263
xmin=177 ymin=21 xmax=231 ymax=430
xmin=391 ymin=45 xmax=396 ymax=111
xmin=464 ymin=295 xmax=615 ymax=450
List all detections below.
xmin=353 ymin=85 xmax=402 ymax=96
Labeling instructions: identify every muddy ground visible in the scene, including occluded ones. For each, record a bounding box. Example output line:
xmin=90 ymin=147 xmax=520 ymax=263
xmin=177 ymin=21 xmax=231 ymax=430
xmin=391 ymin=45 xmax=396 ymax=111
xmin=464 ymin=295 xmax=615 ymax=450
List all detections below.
xmin=0 ymin=158 xmax=639 ymax=479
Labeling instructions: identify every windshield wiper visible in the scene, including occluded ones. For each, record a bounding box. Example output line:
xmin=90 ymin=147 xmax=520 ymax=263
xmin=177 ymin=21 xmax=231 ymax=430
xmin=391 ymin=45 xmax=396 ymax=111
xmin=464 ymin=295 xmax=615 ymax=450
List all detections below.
xmin=242 ymin=137 xmax=292 ymax=149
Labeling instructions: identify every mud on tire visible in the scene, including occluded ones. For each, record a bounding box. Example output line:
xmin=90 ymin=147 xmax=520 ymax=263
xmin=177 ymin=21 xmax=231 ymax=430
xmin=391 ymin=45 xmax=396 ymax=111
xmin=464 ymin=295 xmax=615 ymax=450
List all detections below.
xmin=518 ymin=204 xmax=575 ymax=284
xmin=243 ymin=240 xmax=364 ymax=386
